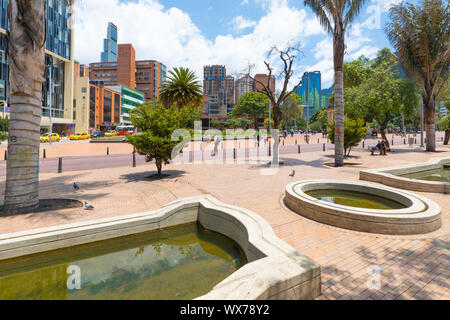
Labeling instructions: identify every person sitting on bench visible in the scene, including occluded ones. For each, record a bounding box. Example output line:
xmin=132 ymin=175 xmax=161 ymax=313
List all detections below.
xmin=369 ymin=140 xmax=388 ymax=156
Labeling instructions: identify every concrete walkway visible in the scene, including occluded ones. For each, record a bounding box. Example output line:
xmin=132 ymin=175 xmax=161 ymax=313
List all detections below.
xmin=0 ymin=144 xmax=448 ymax=300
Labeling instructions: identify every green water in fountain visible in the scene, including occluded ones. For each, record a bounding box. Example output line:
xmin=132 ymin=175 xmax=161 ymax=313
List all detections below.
xmin=306 ymin=189 xmax=407 ymax=210
xmin=399 ymin=168 xmax=450 ymax=183
xmin=0 ymin=222 xmax=247 ymax=300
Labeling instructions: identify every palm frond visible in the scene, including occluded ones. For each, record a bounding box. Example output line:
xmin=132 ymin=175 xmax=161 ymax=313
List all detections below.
xmin=344 ymin=0 xmax=369 ymax=28
xmin=304 ymin=0 xmax=333 ymax=35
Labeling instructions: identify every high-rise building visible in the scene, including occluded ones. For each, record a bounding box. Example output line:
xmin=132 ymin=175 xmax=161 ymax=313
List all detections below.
xmin=135 ymin=60 xmax=166 ymax=101
xmin=255 ymin=74 xmax=275 ymax=95
xmin=0 ymin=0 xmax=75 ymax=135
xmin=73 ymin=61 xmax=123 ymax=133
xmin=90 ymin=43 xmax=166 ymax=102
xmin=235 ymin=74 xmax=255 ymax=104
xmin=296 ymin=71 xmax=322 ymax=112
xmin=106 ymin=85 xmax=145 ymax=125
xmin=101 ymin=22 xmax=118 ymax=63
xmin=203 ymin=65 xmax=235 ymax=126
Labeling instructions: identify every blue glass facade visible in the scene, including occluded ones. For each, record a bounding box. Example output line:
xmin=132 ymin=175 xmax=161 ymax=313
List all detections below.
xmin=295 ymin=71 xmax=332 ymax=111
xmin=101 ymin=22 xmax=118 ymax=63
xmin=0 ymin=0 xmax=73 ymax=119
xmin=45 ymin=0 xmax=72 ymax=60
xmin=0 ymin=0 xmax=8 ymax=30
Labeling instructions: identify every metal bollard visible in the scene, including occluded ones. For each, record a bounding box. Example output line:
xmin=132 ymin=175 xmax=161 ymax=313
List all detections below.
xmin=392 ymin=139 xmax=394 ymax=146
xmin=363 ymin=141 xmax=365 ymax=148
xmin=404 ymin=139 xmax=406 ymax=145
xmin=295 ymin=139 xmax=297 ymax=145
xmin=318 ymin=139 xmax=320 ymax=144
xmin=107 ymin=147 xmax=110 ymax=155
xmin=43 ymin=149 xmax=46 ymax=159
xmin=132 ymin=152 xmax=136 ymax=168
xmin=58 ymin=157 xmax=62 ymax=173
xmin=233 ymin=148 xmax=236 ymax=160
xmin=298 ymin=145 xmax=301 ymax=154
xmin=323 ymin=143 xmax=326 ymax=152
xmin=269 ymin=140 xmax=272 ymax=157
xmin=4 ymin=150 xmax=7 ymax=161
xmin=415 ymin=138 xmax=417 ymax=144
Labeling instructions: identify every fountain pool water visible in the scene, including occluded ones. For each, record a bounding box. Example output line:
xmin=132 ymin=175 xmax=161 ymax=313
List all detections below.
xmin=399 ymin=168 xmax=450 ymax=183
xmin=305 ymin=189 xmax=407 ymax=210
xmin=0 ymin=222 xmax=247 ymax=300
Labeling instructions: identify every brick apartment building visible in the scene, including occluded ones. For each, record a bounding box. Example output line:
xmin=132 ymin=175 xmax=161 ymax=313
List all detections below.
xmin=90 ymin=44 xmax=166 ymax=102
xmin=73 ymin=61 xmax=122 ymax=133
xmin=235 ymin=73 xmax=276 ymax=104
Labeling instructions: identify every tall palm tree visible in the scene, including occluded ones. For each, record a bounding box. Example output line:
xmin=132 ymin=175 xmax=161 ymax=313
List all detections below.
xmin=159 ymin=67 xmax=203 ymax=109
xmin=386 ymin=0 xmax=449 ymax=152
xmin=304 ymin=0 xmax=368 ymax=167
xmin=3 ymin=0 xmax=46 ymax=215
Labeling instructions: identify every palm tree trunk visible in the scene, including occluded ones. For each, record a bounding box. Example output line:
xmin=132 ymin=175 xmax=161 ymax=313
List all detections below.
xmin=444 ymin=129 xmax=450 ymax=145
xmin=2 ymin=0 xmax=46 ymax=215
xmin=333 ymin=28 xmax=345 ymax=167
xmin=423 ymin=95 xmax=436 ymax=152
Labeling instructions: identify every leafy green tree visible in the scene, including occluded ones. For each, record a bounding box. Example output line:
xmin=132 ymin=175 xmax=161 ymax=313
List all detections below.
xmin=159 ymin=67 xmax=203 ymax=109
xmin=344 ymin=56 xmax=420 ymax=145
xmin=309 ymin=109 xmax=329 ymax=131
xmin=210 ymin=118 xmax=225 ymax=130
xmin=328 ymin=118 xmax=367 ymax=157
xmin=386 ymin=0 xmax=449 ymax=152
xmin=304 ymin=0 xmax=369 ymax=167
xmin=128 ymin=103 xmax=183 ymax=176
xmin=225 ymin=118 xmax=253 ymax=130
xmin=280 ymin=93 xmax=302 ymax=130
xmin=178 ymin=104 xmax=201 ymax=129
xmin=231 ymin=92 xmax=268 ymax=128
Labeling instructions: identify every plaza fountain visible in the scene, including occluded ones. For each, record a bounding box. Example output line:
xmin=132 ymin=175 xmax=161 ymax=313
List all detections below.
xmin=360 ymin=157 xmax=450 ymax=194
xmin=285 ymin=180 xmax=441 ymax=235
xmin=0 ymin=195 xmax=321 ymax=300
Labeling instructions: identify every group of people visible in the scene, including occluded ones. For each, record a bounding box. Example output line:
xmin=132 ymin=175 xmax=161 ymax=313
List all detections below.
xmin=374 ymin=139 xmax=389 ymax=156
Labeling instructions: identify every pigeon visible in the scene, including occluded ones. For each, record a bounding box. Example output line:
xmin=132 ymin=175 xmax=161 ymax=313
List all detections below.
xmin=84 ymin=201 xmax=94 ymax=210
xmin=289 ymin=170 xmax=296 ymax=177
xmin=73 ymin=182 xmax=80 ymax=190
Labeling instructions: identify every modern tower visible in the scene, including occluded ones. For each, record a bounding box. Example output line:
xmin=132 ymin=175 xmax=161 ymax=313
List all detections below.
xmin=0 ymin=0 xmax=75 ymax=135
xmin=101 ymin=22 xmax=118 ymax=63
xmin=203 ymin=65 xmax=235 ymax=125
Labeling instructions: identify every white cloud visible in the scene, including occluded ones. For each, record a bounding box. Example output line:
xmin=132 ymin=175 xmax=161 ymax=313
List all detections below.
xmin=73 ymin=0 xmax=383 ymax=91
xmin=74 ymin=0 xmax=325 ymax=87
xmin=231 ymin=16 xmax=257 ymax=32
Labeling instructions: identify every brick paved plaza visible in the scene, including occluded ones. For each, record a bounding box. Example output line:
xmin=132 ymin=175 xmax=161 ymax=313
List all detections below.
xmin=0 ymin=142 xmax=448 ymax=300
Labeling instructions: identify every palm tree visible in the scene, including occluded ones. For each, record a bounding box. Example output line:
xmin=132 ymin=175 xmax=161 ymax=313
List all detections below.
xmin=159 ymin=67 xmax=203 ymax=109
xmin=2 ymin=0 xmax=46 ymax=215
xmin=386 ymin=0 xmax=449 ymax=152
xmin=304 ymin=0 xmax=368 ymax=167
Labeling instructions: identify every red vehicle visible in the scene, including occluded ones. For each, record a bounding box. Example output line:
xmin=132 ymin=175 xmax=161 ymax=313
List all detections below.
xmin=116 ymin=126 xmax=136 ymax=136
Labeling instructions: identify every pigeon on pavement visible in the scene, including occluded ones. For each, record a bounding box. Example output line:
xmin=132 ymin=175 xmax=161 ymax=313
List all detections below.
xmin=73 ymin=182 xmax=80 ymax=190
xmin=289 ymin=170 xmax=296 ymax=177
xmin=84 ymin=201 xmax=94 ymax=210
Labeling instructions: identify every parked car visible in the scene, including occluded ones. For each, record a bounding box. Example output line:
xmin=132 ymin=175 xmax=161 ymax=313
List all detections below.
xmin=70 ymin=132 xmax=90 ymax=140
xmin=105 ymin=130 xmax=117 ymax=137
xmin=91 ymin=131 xmax=106 ymax=138
xmin=40 ymin=133 xmax=61 ymax=143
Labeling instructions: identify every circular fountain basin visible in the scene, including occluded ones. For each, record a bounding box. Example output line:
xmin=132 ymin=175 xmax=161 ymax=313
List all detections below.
xmin=285 ymin=180 xmax=441 ymax=235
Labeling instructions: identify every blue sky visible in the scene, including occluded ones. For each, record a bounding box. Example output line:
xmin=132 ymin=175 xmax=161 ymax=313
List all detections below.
xmin=75 ymin=0 xmax=408 ymax=88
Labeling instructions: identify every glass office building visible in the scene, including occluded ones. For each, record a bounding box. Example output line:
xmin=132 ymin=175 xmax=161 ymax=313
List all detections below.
xmin=0 ymin=0 xmax=74 ymax=131
xmin=101 ymin=22 xmax=118 ymax=63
